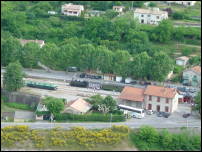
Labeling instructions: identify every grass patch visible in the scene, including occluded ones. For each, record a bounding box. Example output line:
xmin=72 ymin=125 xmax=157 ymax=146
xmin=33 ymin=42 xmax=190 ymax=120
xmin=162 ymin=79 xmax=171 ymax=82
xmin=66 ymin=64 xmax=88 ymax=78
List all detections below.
xmin=3 ymin=102 xmax=34 ymax=111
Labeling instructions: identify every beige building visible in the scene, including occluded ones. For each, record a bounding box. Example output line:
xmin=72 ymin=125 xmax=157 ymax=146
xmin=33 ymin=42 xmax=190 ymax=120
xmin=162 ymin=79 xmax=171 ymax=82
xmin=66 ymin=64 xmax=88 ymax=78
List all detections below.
xmin=63 ymin=98 xmax=92 ymax=114
xmin=119 ymin=85 xmax=179 ymax=113
xmin=182 ymin=66 xmax=201 ymax=87
xmin=176 ymin=56 xmax=189 ymax=67
xmin=144 ymin=85 xmax=179 ymax=113
xmin=18 ymin=39 xmax=45 ymax=48
xmin=118 ymin=86 xmax=145 ymax=109
xmin=61 ymin=3 xmax=84 ymax=16
xmin=134 ymin=7 xmax=168 ymax=25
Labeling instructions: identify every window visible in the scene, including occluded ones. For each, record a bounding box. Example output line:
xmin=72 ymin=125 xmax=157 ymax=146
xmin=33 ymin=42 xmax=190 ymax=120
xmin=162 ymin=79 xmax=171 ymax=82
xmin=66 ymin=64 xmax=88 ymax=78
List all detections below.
xmin=165 ymin=106 xmax=169 ymax=112
xmin=141 ymin=19 xmax=144 ymax=23
xmin=157 ymin=97 xmax=160 ymax=102
xmin=149 ymin=96 xmax=152 ymax=101
xmin=147 ymin=14 xmax=150 ymax=17
xmin=156 ymin=16 xmax=159 ymax=19
xmin=141 ymin=14 xmax=144 ymax=17
xmin=166 ymin=98 xmax=169 ymax=103
xmin=148 ymin=104 xmax=152 ymax=110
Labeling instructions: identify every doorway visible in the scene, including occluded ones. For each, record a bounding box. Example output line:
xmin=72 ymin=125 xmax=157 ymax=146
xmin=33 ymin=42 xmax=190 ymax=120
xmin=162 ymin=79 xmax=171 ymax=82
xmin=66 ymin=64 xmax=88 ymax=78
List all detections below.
xmin=156 ymin=105 xmax=160 ymax=112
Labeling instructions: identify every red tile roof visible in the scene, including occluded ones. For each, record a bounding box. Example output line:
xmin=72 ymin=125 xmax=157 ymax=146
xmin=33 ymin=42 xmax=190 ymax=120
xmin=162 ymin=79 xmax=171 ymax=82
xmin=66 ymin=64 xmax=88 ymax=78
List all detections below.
xmin=144 ymin=85 xmax=177 ymax=98
xmin=191 ymin=66 xmax=201 ymax=74
xmin=119 ymin=86 xmax=145 ymax=102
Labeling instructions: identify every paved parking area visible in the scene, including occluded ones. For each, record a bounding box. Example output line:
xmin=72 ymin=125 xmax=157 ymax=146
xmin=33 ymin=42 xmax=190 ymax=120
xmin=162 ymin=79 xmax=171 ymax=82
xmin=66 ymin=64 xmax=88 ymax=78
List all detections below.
xmin=126 ymin=103 xmax=200 ymax=127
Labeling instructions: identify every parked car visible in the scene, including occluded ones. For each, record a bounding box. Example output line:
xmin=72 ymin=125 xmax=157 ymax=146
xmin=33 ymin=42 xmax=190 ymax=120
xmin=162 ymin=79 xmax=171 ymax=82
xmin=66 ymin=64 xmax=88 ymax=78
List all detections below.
xmin=130 ymin=81 xmax=137 ymax=84
xmin=67 ymin=66 xmax=79 ymax=72
xmin=157 ymin=112 xmax=164 ymax=117
xmin=183 ymin=113 xmax=191 ymax=118
xmin=146 ymin=110 xmax=153 ymax=115
xmin=163 ymin=112 xmax=171 ymax=118
xmin=79 ymin=73 xmax=86 ymax=78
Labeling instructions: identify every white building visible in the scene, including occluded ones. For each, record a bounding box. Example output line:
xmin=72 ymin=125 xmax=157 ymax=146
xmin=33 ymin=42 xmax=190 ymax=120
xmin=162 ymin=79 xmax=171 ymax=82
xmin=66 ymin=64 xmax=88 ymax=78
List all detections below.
xmin=61 ymin=3 xmax=84 ymax=16
xmin=166 ymin=1 xmax=196 ymax=6
xmin=176 ymin=56 xmax=189 ymax=67
xmin=113 ymin=6 xmax=125 ymax=15
xmin=182 ymin=66 xmax=201 ymax=87
xmin=134 ymin=7 xmax=168 ymax=25
xmin=48 ymin=11 xmax=57 ymax=15
xmin=18 ymin=39 xmax=45 ymax=48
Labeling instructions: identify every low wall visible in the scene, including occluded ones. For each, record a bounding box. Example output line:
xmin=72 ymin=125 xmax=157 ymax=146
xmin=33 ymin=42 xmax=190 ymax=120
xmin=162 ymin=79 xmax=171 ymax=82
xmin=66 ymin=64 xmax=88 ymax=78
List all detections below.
xmin=1 ymin=89 xmax=41 ymax=108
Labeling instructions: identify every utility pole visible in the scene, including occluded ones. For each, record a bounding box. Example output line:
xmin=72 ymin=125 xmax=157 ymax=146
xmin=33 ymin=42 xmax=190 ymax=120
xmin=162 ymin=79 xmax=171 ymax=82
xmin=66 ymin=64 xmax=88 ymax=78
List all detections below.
xmin=110 ymin=113 xmax=112 ymax=128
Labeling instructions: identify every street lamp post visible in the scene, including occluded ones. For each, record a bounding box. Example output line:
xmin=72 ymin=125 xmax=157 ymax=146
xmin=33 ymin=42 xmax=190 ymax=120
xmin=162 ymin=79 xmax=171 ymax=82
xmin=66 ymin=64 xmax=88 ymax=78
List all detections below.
xmin=110 ymin=113 xmax=112 ymax=128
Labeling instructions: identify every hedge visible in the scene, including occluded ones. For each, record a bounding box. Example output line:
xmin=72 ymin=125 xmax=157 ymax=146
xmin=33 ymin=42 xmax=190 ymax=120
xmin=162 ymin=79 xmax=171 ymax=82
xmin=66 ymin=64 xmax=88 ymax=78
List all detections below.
xmin=54 ymin=113 xmax=126 ymax=122
xmin=102 ymin=84 xmax=123 ymax=92
xmin=4 ymin=102 xmax=33 ymax=111
xmin=35 ymin=111 xmax=50 ymax=116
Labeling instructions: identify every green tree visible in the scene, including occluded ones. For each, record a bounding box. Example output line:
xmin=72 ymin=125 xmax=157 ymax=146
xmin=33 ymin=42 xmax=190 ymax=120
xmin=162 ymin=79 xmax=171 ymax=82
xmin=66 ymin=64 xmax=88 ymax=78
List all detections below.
xmin=151 ymin=20 xmax=174 ymax=43
xmin=43 ymin=97 xmax=64 ymax=115
xmin=148 ymin=52 xmax=174 ymax=81
xmin=103 ymin=96 xmax=117 ymax=112
xmin=3 ymin=61 xmax=24 ymax=91
xmin=148 ymin=2 xmax=157 ymax=7
xmin=20 ymin=42 xmax=40 ymax=69
xmin=86 ymin=94 xmax=104 ymax=111
xmin=131 ymin=52 xmax=150 ymax=80
xmin=189 ymin=56 xmax=201 ymax=66
xmin=113 ymin=50 xmax=131 ymax=77
xmin=103 ymin=10 xmax=119 ymax=19
xmin=1 ymin=36 xmax=22 ymax=66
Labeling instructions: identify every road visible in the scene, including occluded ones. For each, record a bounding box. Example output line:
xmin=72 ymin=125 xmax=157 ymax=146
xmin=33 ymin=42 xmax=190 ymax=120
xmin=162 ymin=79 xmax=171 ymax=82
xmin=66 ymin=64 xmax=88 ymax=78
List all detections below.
xmin=1 ymin=119 xmax=201 ymax=130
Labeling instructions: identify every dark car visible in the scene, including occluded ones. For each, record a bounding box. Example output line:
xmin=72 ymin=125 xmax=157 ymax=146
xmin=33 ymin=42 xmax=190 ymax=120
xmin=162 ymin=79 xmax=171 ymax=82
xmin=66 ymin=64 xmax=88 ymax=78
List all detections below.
xmin=157 ymin=112 xmax=164 ymax=117
xmin=67 ymin=67 xmax=79 ymax=72
xmin=163 ymin=112 xmax=171 ymax=118
xmin=183 ymin=113 xmax=191 ymax=118
xmin=80 ymin=73 xmax=86 ymax=78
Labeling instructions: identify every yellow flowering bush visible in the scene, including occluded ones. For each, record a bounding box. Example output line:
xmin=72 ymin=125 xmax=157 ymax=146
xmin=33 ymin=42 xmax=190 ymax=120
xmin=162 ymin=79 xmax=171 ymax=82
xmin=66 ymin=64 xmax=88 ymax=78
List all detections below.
xmin=2 ymin=125 xmax=129 ymax=150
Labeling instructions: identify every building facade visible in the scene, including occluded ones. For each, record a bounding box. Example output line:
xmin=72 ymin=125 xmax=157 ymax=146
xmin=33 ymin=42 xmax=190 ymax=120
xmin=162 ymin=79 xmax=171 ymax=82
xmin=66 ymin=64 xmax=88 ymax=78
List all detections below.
xmin=119 ymin=85 xmax=179 ymax=113
xmin=176 ymin=56 xmax=189 ymax=67
xmin=134 ymin=8 xmax=168 ymax=25
xmin=113 ymin=6 xmax=125 ymax=15
xmin=182 ymin=66 xmax=201 ymax=87
xmin=61 ymin=3 xmax=84 ymax=16
xmin=166 ymin=1 xmax=196 ymax=6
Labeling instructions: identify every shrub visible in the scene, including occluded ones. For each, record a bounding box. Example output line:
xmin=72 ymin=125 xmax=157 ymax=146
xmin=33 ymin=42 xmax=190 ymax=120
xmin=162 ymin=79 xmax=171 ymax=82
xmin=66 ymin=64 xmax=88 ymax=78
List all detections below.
xmin=4 ymin=102 xmax=33 ymax=110
xmin=182 ymin=48 xmax=192 ymax=56
xmin=173 ymin=65 xmax=184 ymax=74
xmin=159 ymin=129 xmax=173 ymax=148
xmin=172 ymin=12 xmax=185 ymax=20
xmin=137 ymin=126 xmax=159 ymax=144
xmin=54 ymin=113 xmax=125 ymax=122
xmin=111 ymin=125 xmax=129 ymax=133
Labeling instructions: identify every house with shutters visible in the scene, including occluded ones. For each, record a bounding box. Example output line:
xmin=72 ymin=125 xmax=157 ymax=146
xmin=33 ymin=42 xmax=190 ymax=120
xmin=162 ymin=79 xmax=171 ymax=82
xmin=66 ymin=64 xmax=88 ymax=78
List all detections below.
xmin=134 ymin=7 xmax=168 ymax=25
xmin=144 ymin=85 xmax=179 ymax=113
xmin=61 ymin=3 xmax=84 ymax=16
xmin=113 ymin=6 xmax=125 ymax=15
xmin=182 ymin=65 xmax=201 ymax=87
xmin=119 ymin=85 xmax=179 ymax=113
